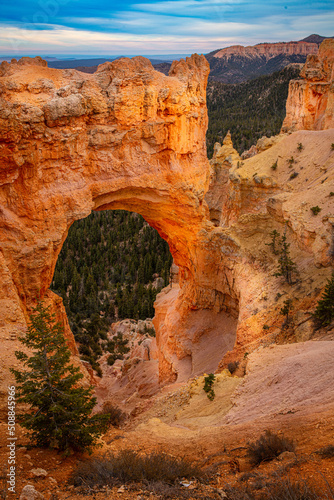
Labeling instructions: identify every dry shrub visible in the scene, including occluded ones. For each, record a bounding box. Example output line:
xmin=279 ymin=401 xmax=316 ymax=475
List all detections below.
xmin=261 ymin=476 xmax=333 ymax=500
xmin=247 ymin=430 xmax=295 ymax=466
xmin=223 ymin=484 xmax=256 ymax=500
xmin=71 ymin=449 xmax=202 ymax=488
xmin=317 ymin=445 xmax=334 ymax=459
xmin=225 ymin=474 xmax=334 ymax=500
xmin=228 ymin=361 xmax=239 ymax=374
xmin=239 ymin=471 xmax=261 ymax=482
xmin=96 ymin=402 xmax=126 ymax=428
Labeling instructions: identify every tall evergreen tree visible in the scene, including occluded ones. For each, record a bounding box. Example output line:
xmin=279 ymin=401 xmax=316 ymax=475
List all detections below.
xmin=266 ymin=230 xmax=281 ymax=255
xmin=313 ymin=271 xmax=334 ymax=328
xmin=11 ymin=303 xmax=107 ymax=452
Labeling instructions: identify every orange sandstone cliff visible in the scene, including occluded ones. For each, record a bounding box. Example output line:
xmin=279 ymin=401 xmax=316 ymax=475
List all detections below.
xmin=0 ymin=54 xmax=240 ymax=389
xmin=213 ymin=41 xmax=319 ymax=61
xmin=0 ymin=41 xmax=333 ymax=396
xmin=282 ymin=38 xmax=334 ymax=131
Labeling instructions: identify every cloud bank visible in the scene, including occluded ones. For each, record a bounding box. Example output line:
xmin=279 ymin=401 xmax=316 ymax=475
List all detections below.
xmin=0 ymin=0 xmax=333 ymax=55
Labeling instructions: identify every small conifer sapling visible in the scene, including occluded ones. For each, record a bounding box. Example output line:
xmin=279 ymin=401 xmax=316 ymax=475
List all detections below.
xmin=271 ymin=160 xmax=278 ymax=171
xmin=266 ymin=230 xmax=281 ymax=255
xmin=203 ymin=374 xmax=215 ymax=401
xmin=310 ymin=206 xmax=321 ymax=216
xmin=280 ymin=299 xmax=293 ymax=327
xmin=313 ymin=271 xmax=334 ymax=328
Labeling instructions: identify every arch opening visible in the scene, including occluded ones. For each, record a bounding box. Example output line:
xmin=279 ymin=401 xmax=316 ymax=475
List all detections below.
xmin=51 ymin=208 xmax=172 ymax=381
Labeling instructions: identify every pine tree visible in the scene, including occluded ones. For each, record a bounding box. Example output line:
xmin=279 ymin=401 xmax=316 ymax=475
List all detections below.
xmin=10 ymin=303 xmax=107 ymax=452
xmin=280 ymin=299 xmax=293 ymax=326
xmin=313 ymin=271 xmax=334 ymax=328
xmin=266 ymin=230 xmax=281 ymax=255
xmin=274 ymin=233 xmax=297 ymax=284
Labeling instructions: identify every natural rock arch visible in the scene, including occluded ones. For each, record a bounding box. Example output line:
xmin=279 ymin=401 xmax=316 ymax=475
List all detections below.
xmin=0 ymin=55 xmax=239 ymax=383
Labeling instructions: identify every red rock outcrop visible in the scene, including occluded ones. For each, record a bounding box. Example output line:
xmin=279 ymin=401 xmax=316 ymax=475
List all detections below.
xmin=0 ymin=40 xmax=333 ymax=392
xmin=205 ymin=126 xmax=334 ymax=371
xmin=0 ymin=54 xmax=240 ymax=388
xmin=214 ymin=41 xmax=319 ymax=61
xmin=206 ymin=40 xmax=320 ymax=83
xmin=282 ymin=38 xmax=334 ymax=131
xmin=205 ymin=131 xmax=240 ymax=225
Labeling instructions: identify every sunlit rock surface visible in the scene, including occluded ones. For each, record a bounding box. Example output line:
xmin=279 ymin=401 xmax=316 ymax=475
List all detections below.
xmin=0 ymin=41 xmax=333 ymax=391
xmin=282 ymin=39 xmax=334 ymax=131
xmin=0 ymin=54 xmax=240 ymax=386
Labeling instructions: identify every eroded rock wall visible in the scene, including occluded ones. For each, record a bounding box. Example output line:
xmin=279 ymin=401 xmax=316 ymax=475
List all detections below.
xmin=282 ymin=39 xmax=334 ymax=131
xmin=1 ymin=40 xmax=333 ymax=390
xmin=205 ymin=126 xmax=334 ymax=368
xmin=214 ymin=41 xmax=319 ymax=61
xmin=202 ymin=44 xmax=334 ymax=369
xmin=0 ymin=54 xmax=240 ymax=386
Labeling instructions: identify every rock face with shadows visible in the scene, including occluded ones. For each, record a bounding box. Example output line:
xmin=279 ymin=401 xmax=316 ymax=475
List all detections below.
xmin=0 ymin=41 xmax=333 ymax=391
xmin=205 ymin=131 xmax=240 ymax=226
xmin=282 ymin=38 xmax=334 ymax=131
xmin=0 ymin=54 xmax=239 ymax=387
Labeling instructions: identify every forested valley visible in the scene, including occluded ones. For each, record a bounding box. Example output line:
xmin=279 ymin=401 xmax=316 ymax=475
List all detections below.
xmin=206 ymin=66 xmax=300 ymax=157
xmin=51 ymin=211 xmax=172 ymax=374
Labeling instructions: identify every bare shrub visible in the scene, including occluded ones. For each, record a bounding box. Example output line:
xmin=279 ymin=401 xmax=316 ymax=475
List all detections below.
xmin=96 ymin=402 xmax=127 ymax=428
xmin=71 ymin=449 xmax=202 ymax=488
xmin=226 ymin=474 xmax=334 ymax=500
xmin=228 ymin=361 xmax=239 ymax=374
xmin=261 ymin=476 xmax=331 ymax=500
xmin=247 ymin=430 xmax=295 ymax=466
xmin=316 ymin=445 xmax=334 ymax=458
xmin=223 ymin=484 xmax=256 ymax=499
xmin=239 ymin=471 xmax=260 ymax=482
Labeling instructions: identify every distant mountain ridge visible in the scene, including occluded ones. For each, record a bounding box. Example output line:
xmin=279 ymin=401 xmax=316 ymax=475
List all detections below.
xmin=48 ymin=56 xmax=170 ymax=69
xmin=42 ymin=34 xmax=334 ymax=84
xmin=300 ymin=34 xmax=333 ymax=44
xmin=206 ymin=34 xmax=334 ymax=82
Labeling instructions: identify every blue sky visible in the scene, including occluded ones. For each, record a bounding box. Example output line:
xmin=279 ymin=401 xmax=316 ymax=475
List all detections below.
xmin=0 ymin=0 xmax=333 ymax=56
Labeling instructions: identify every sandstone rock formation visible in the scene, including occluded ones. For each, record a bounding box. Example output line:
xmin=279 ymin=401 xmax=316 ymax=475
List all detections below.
xmin=205 ymin=131 xmax=240 ymax=225
xmin=95 ymin=318 xmax=160 ymax=407
xmin=213 ymin=41 xmax=319 ymax=61
xmin=205 ymin=125 xmax=334 ymax=367
xmin=121 ymin=338 xmax=334 ymax=458
xmin=206 ymin=40 xmax=320 ymax=82
xmin=19 ymin=484 xmax=45 ymax=500
xmin=282 ymin=38 xmax=334 ymax=131
xmin=0 ymin=54 xmax=240 ymax=389
xmin=0 ymin=40 xmax=333 ymax=395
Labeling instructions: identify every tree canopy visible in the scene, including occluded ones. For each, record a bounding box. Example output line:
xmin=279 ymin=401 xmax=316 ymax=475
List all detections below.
xmin=11 ymin=303 xmax=108 ymax=452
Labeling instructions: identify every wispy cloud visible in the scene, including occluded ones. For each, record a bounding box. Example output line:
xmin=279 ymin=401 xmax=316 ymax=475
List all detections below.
xmin=0 ymin=0 xmax=333 ymax=55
